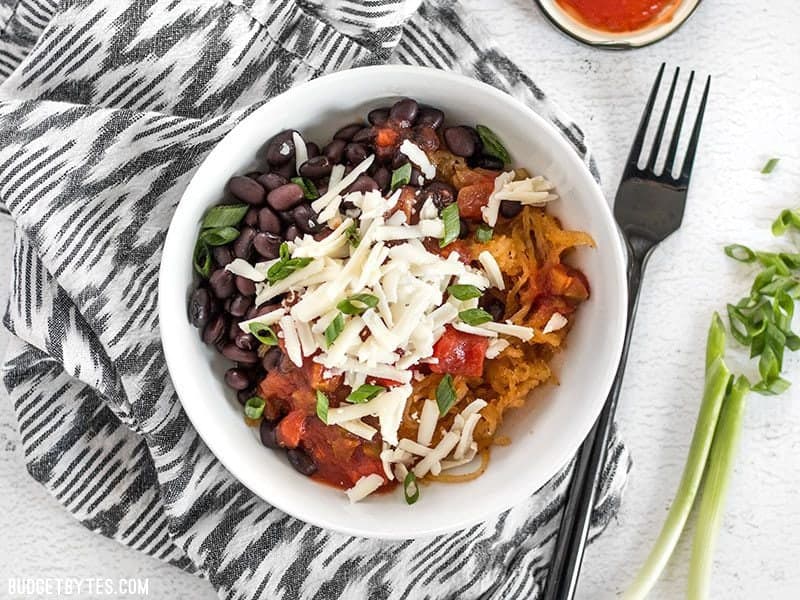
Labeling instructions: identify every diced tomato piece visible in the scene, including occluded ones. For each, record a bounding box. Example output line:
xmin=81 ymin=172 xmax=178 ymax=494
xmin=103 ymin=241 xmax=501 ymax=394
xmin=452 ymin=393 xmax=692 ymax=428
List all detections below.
xmin=306 ymin=361 xmax=342 ymax=393
xmin=375 ymin=127 xmax=400 ymax=148
xmin=457 ymin=181 xmax=494 ymax=221
xmin=453 ymin=167 xmax=496 ymax=189
xmin=369 ymin=377 xmax=402 ymax=388
xmin=547 ymin=264 xmax=590 ymax=301
xmin=430 ymin=326 xmax=489 ymax=377
xmin=276 ymin=409 xmax=306 ymax=449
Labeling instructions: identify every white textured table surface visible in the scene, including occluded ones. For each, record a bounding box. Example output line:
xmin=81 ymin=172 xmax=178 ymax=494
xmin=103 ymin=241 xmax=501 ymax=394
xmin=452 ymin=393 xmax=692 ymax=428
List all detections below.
xmin=1 ymin=1 xmax=799 ymax=599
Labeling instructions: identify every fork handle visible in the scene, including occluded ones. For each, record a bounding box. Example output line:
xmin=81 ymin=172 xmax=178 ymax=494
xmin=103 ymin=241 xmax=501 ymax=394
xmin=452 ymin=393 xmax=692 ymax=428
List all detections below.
xmin=542 ymin=243 xmax=647 ymax=600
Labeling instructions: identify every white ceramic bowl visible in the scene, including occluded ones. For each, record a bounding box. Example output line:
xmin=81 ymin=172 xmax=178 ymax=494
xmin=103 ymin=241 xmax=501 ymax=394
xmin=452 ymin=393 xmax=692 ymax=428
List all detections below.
xmin=536 ymin=0 xmax=702 ymax=49
xmin=159 ymin=65 xmax=627 ymax=540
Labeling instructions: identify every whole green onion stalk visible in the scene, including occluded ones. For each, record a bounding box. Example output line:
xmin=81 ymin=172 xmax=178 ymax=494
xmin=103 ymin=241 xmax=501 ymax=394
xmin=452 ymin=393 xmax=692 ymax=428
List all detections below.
xmin=623 ymin=314 xmax=732 ymax=600
xmin=687 ymin=375 xmax=750 ymax=599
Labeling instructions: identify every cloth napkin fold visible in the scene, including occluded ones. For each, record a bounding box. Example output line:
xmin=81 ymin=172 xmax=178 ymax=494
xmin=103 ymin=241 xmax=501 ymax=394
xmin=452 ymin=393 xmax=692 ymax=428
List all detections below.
xmin=0 ymin=0 xmax=630 ymax=598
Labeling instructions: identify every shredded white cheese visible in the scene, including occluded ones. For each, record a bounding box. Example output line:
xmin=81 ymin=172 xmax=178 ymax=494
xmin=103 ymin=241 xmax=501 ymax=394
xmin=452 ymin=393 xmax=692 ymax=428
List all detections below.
xmin=399 ymin=139 xmax=436 ymax=179
xmin=345 ymin=474 xmax=384 ymax=503
xmin=225 ymin=258 xmax=266 ymax=282
xmin=543 ymin=312 xmax=569 ymax=334
xmin=416 ymin=399 xmax=439 ymax=446
xmin=293 ymin=131 xmax=307 ymax=175
xmin=478 ymin=251 xmax=505 ymax=290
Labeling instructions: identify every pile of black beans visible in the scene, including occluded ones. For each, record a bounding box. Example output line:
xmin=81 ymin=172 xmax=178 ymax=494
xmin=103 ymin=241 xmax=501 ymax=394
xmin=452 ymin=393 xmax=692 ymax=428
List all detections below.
xmin=188 ymin=98 xmax=513 ymax=464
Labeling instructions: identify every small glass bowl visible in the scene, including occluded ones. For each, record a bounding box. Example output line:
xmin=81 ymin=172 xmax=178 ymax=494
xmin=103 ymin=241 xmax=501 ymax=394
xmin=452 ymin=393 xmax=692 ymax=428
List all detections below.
xmin=535 ymin=0 xmax=703 ymax=49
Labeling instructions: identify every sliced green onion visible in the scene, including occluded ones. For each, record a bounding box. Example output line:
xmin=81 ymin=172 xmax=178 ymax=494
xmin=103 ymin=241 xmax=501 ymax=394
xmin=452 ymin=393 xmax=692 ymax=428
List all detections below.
xmin=436 ymin=374 xmax=456 ymax=416
xmin=200 ymin=226 xmax=240 ymax=246
xmin=244 ymin=396 xmax=265 ymax=420
xmin=315 ymin=390 xmax=329 ymax=423
xmin=761 ymin=157 xmax=780 ymax=174
xmin=625 ymin=314 xmax=732 ymax=600
xmin=202 ymin=204 xmax=249 ymax=229
xmin=771 ymin=208 xmax=800 ymax=236
xmin=476 ymin=225 xmax=493 ymax=243
xmin=688 ymin=375 xmax=750 ymax=600
xmin=291 ymin=176 xmax=319 ymax=200
xmin=403 ymin=471 xmax=420 ymax=505
xmin=476 ymin=125 xmax=511 ymax=165
xmin=447 ymin=284 xmax=483 ymax=301
xmin=345 ymin=223 xmax=361 ymax=247
xmin=346 ymin=384 xmax=385 ymax=404
xmin=337 ymin=294 xmax=379 ymax=315
xmin=723 ymin=244 xmax=756 ymax=263
xmin=459 ymin=308 xmax=493 ymax=326
xmin=248 ymin=323 xmax=279 ymax=346
xmin=193 ymin=241 xmax=212 ymax=278
xmin=439 ymin=203 xmax=461 ymax=248
xmin=390 ymin=163 xmax=412 ymax=192
xmin=266 ymin=243 xmax=313 ymax=284
xmin=325 ymin=313 xmax=345 ymax=347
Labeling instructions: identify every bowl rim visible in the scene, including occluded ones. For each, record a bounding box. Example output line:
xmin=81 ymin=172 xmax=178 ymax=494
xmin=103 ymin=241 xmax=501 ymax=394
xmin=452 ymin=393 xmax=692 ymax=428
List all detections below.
xmin=158 ymin=64 xmax=628 ymax=539
xmin=535 ymin=0 xmax=703 ymax=50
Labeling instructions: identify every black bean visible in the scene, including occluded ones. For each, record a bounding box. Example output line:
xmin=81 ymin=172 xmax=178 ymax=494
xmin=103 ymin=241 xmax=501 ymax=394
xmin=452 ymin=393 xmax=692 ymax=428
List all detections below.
xmin=244 ymin=207 xmax=259 ymax=227
xmin=221 ymin=343 xmax=258 ymax=364
xmin=292 ymin=204 xmax=321 ymax=234
xmin=260 ymin=419 xmax=281 ymax=448
xmin=417 ymin=105 xmax=444 ymax=129
xmin=261 ymin=346 xmax=283 ymax=371
xmin=419 ymin=181 xmax=457 ymax=209
xmin=373 ymin=166 xmax=390 ymax=192
xmin=235 ymin=276 xmax=256 ymax=297
xmin=322 ymin=139 xmax=346 ymax=164
xmin=345 ymin=175 xmax=379 ymax=194
xmin=189 ymin=288 xmax=211 ymax=328
xmin=391 ymin=153 xmax=409 ymax=169
xmin=253 ymin=231 xmax=282 ymax=259
xmin=245 ymin=170 xmax=263 ymax=180
xmin=246 ymin=303 xmax=281 ymax=321
xmin=209 ymin=269 xmax=235 ymax=299
xmin=472 ymin=155 xmax=505 ymax=170
xmin=444 ymin=126 xmax=479 ymax=157
xmin=287 ymin=448 xmax=317 ymax=476
xmin=277 ymin=209 xmax=295 ymax=225
xmin=306 ymin=142 xmax=320 ymax=158
xmin=233 ymin=226 xmax=256 ymax=259
xmin=212 ymin=246 xmax=233 ymax=267
xmin=237 ymin=388 xmax=254 ymax=405
xmin=345 ymin=143 xmax=368 ymax=165
xmin=284 ymin=225 xmax=299 ymax=241
xmin=352 ymin=127 xmax=373 ymax=144
xmin=265 ymin=130 xmax=295 ymax=165
xmin=368 ymin=107 xmax=390 ymax=126
xmin=229 ymin=294 xmax=252 ymax=318
xmin=257 ymin=172 xmax=288 ymax=192
xmin=459 ymin=219 xmax=469 ymax=239
xmin=481 ymin=297 xmax=505 ymax=321
xmin=272 ymin=161 xmax=296 ymax=180
xmin=313 ymin=228 xmax=333 ymax=241
xmin=225 ymin=368 xmax=250 ymax=390
xmin=316 ymin=184 xmax=328 ymax=196
xmin=267 ymin=183 xmax=305 ymax=211
xmin=228 ymin=175 xmax=266 ymax=205
xmin=389 ymin=98 xmax=418 ymax=128
xmin=413 ymin=125 xmax=440 ymax=152
xmin=298 ymin=155 xmax=332 ymax=179
xmin=500 ymin=200 xmax=523 ymax=219
xmin=202 ymin=314 xmax=226 ymax=345
xmin=334 ymin=123 xmax=363 ymax=141
xmin=234 ymin=330 xmax=257 ymax=351
xmin=257 ymin=207 xmax=281 ymax=234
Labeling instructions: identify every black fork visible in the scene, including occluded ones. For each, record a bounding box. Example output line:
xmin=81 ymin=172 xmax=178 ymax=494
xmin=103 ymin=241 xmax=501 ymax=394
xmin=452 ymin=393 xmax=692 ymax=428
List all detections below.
xmin=543 ymin=64 xmax=711 ymax=600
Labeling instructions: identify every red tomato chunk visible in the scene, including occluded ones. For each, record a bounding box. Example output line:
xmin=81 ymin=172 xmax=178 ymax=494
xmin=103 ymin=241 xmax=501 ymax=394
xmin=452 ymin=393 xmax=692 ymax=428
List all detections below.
xmin=430 ymin=326 xmax=489 ymax=377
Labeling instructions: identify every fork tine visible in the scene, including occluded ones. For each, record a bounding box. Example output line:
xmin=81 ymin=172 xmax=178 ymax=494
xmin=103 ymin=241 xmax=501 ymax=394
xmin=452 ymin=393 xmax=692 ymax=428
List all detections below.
xmin=680 ymin=75 xmax=711 ymax=180
xmin=662 ymin=71 xmax=695 ymax=175
xmin=624 ymin=63 xmax=665 ymax=174
xmin=645 ymin=67 xmax=680 ymax=172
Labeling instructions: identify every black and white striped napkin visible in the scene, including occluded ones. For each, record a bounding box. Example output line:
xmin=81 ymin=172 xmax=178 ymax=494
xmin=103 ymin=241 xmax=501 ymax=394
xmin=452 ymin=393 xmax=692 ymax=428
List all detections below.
xmin=0 ymin=0 xmax=630 ymax=597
